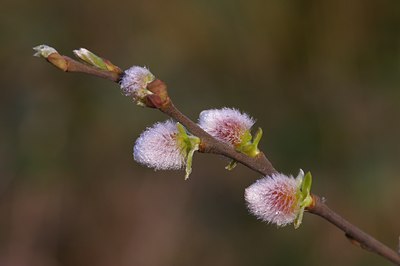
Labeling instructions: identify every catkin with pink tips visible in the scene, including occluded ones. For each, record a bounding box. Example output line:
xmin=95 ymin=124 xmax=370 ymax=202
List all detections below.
xmin=134 ymin=120 xmax=186 ymax=170
xmin=198 ymin=108 xmax=255 ymax=147
xmin=245 ymin=173 xmax=302 ymax=227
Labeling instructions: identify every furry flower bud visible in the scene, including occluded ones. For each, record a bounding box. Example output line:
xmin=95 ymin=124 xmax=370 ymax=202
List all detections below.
xmin=199 ymin=108 xmax=254 ymax=146
xmin=245 ymin=170 xmax=313 ymax=228
xmin=133 ymin=120 xmax=199 ymax=179
xmin=120 ymin=66 xmax=155 ymax=106
xmin=198 ymin=108 xmax=262 ymax=159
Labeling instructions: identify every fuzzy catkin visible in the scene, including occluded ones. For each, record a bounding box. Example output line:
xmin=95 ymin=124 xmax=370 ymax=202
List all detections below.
xmin=198 ymin=108 xmax=255 ymax=146
xmin=134 ymin=120 xmax=186 ymax=170
xmin=245 ymin=173 xmax=301 ymax=227
xmin=120 ymin=66 xmax=155 ymax=99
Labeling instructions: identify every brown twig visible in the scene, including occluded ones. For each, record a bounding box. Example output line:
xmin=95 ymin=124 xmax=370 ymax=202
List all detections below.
xmin=36 ymin=49 xmax=400 ymax=265
xmin=308 ymin=195 xmax=400 ymax=265
xmin=37 ymin=49 xmax=120 ymax=82
xmin=59 ymin=55 xmax=121 ymax=82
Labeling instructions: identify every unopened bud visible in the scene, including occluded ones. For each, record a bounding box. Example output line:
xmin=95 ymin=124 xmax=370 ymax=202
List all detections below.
xmin=73 ymin=48 xmax=108 ymax=70
xmin=119 ymin=66 xmax=156 ymax=106
xmin=33 ymin=44 xmax=68 ymax=71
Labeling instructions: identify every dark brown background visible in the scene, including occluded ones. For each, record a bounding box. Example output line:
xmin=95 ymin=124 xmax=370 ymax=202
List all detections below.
xmin=1 ymin=0 xmax=400 ymax=265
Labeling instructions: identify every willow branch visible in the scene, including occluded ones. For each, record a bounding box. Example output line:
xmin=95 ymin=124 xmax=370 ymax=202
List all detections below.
xmin=35 ymin=48 xmax=400 ymax=265
xmin=308 ymin=195 xmax=400 ymax=265
xmin=60 ymin=55 xmax=121 ymax=81
xmin=53 ymin=55 xmax=121 ymax=81
xmin=34 ymin=45 xmax=120 ymax=82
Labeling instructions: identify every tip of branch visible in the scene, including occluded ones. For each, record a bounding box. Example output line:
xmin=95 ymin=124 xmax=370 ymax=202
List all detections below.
xmin=33 ymin=44 xmax=58 ymax=58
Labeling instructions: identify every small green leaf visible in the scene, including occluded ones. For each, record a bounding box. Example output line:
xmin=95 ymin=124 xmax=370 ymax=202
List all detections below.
xmin=238 ymin=127 xmax=263 ymax=158
xmin=185 ymin=142 xmax=199 ymax=180
xmin=176 ymin=123 xmax=187 ymax=139
xmin=294 ymin=207 xmax=305 ymax=229
xmin=238 ymin=130 xmax=252 ymax=149
xmin=301 ymin=171 xmax=312 ymax=200
xmin=252 ymin=127 xmax=263 ymax=148
xmin=294 ymin=171 xmax=313 ymax=229
xmin=176 ymin=123 xmax=200 ymax=180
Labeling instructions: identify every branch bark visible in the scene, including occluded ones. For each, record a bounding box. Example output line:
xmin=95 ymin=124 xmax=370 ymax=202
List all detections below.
xmin=60 ymin=55 xmax=121 ymax=82
xmin=308 ymin=195 xmax=400 ymax=265
xmin=43 ymin=52 xmax=120 ymax=82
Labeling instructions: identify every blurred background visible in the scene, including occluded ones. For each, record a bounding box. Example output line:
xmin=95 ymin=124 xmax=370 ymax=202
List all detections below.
xmin=1 ymin=0 xmax=400 ymax=265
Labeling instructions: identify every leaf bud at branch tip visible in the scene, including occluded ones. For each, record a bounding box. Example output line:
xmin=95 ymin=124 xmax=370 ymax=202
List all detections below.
xmin=33 ymin=44 xmax=68 ymax=71
xmin=33 ymin=44 xmax=58 ymax=58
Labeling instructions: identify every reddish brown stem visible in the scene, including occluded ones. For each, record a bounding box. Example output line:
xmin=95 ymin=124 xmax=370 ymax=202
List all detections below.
xmin=308 ymin=195 xmax=400 ymax=265
xmin=63 ymin=56 xmax=121 ymax=81
xmin=46 ymin=53 xmax=121 ymax=82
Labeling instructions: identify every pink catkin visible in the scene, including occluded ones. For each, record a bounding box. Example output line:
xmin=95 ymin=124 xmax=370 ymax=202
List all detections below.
xmin=134 ymin=120 xmax=186 ymax=170
xmin=119 ymin=66 xmax=154 ymax=99
xmin=198 ymin=108 xmax=254 ymax=147
xmin=245 ymin=173 xmax=301 ymax=227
